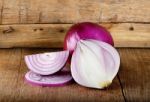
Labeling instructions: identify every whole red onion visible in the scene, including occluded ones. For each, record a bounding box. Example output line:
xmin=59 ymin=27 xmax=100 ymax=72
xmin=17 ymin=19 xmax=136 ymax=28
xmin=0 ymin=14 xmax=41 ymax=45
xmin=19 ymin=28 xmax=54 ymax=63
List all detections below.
xmin=64 ymin=22 xmax=114 ymax=54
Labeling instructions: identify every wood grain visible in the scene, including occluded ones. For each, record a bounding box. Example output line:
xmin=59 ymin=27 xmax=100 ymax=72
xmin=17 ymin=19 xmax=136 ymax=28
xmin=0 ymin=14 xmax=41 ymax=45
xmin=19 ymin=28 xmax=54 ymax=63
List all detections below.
xmin=0 ymin=48 xmax=149 ymax=101
xmin=0 ymin=23 xmax=150 ymax=48
xmin=118 ymin=49 xmax=150 ymax=102
xmin=0 ymin=24 xmax=69 ymax=48
xmin=2 ymin=0 xmax=20 ymax=24
xmin=0 ymin=48 xmax=124 ymax=102
xmin=100 ymin=0 xmax=150 ymax=23
xmin=0 ymin=48 xmax=22 ymax=102
xmin=0 ymin=0 xmax=150 ymax=24
xmin=0 ymin=0 xmax=3 ymax=24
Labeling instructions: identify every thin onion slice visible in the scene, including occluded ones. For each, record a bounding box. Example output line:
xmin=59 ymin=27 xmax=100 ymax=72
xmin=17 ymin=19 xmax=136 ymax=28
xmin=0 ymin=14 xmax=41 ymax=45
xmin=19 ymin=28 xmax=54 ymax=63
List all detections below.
xmin=25 ymin=70 xmax=73 ymax=87
xmin=25 ymin=50 xmax=69 ymax=75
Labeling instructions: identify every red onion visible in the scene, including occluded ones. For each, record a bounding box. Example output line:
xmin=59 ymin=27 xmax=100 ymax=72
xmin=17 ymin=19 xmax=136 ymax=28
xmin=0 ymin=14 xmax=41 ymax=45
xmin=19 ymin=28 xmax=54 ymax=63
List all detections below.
xmin=71 ymin=39 xmax=120 ymax=89
xmin=24 ymin=22 xmax=119 ymax=89
xmin=25 ymin=70 xmax=72 ymax=87
xmin=25 ymin=50 xmax=69 ymax=75
xmin=64 ymin=22 xmax=114 ymax=55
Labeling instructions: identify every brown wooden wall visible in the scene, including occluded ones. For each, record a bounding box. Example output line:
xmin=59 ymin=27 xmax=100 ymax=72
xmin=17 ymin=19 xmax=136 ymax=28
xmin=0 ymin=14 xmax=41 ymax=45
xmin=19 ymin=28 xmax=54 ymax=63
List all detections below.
xmin=0 ymin=0 xmax=150 ymax=48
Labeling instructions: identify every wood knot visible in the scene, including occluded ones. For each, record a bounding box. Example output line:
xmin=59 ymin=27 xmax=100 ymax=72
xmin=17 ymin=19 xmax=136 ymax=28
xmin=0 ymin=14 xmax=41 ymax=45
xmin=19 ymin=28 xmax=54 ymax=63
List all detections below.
xmin=33 ymin=29 xmax=37 ymax=31
xmin=59 ymin=29 xmax=65 ymax=33
xmin=3 ymin=26 xmax=15 ymax=34
xmin=39 ymin=28 xmax=43 ymax=31
xmin=33 ymin=28 xmax=44 ymax=32
xmin=129 ymin=26 xmax=134 ymax=31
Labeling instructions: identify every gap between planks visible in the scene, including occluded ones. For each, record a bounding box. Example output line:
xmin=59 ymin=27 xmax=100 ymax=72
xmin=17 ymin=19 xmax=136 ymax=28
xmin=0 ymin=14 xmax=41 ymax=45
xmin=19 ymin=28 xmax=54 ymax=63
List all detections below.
xmin=117 ymin=74 xmax=127 ymax=102
xmin=1 ymin=22 xmax=150 ymax=25
xmin=117 ymin=49 xmax=150 ymax=102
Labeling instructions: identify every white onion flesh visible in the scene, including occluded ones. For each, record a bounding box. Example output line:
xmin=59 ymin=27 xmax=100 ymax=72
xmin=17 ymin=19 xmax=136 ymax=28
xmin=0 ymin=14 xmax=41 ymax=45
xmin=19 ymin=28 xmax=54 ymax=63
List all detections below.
xmin=71 ymin=40 xmax=120 ymax=89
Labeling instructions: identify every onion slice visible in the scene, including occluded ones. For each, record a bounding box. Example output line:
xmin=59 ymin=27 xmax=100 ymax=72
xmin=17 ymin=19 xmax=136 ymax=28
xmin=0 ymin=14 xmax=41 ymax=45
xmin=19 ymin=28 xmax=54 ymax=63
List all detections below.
xmin=25 ymin=50 xmax=69 ymax=75
xmin=25 ymin=70 xmax=73 ymax=87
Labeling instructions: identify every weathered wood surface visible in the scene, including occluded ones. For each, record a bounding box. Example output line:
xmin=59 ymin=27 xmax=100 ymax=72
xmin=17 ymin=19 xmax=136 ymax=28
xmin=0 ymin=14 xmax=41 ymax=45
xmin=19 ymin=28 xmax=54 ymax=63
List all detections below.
xmin=0 ymin=48 xmax=22 ymax=102
xmin=0 ymin=0 xmax=150 ymax=24
xmin=0 ymin=23 xmax=150 ymax=48
xmin=0 ymin=48 xmax=124 ymax=102
xmin=0 ymin=48 xmax=149 ymax=102
xmin=118 ymin=49 xmax=150 ymax=102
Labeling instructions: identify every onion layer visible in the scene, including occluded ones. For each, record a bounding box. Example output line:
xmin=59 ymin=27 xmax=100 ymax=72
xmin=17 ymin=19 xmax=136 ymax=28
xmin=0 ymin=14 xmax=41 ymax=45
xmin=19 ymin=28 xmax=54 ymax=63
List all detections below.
xmin=25 ymin=50 xmax=69 ymax=75
xmin=71 ymin=39 xmax=120 ymax=89
xmin=25 ymin=70 xmax=72 ymax=87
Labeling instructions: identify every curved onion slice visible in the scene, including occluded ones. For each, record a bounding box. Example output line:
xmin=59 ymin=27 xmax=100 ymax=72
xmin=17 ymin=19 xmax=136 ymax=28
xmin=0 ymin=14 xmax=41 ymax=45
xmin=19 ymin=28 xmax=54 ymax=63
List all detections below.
xmin=71 ymin=40 xmax=120 ymax=89
xmin=25 ymin=50 xmax=69 ymax=75
xmin=25 ymin=70 xmax=73 ymax=87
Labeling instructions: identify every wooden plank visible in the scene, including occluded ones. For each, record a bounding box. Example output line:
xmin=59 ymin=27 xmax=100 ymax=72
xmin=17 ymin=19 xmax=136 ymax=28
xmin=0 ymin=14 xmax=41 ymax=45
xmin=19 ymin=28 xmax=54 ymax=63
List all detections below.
xmin=105 ymin=23 xmax=150 ymax=47
xmin=118 ymin=49 xmax=150 ymax=101
xmin=0 ymin=48 xmax=149 ymax=101
xmin=2 ymin=0 xmax=20 ymax=24
xmin=0 ymin=23 xmax=150 ymax=48
xmin=0 ymin=48 xmax=22 ymax=102
xmin=0 ymin=0 xmax=3 ymax=24
xmin=100 ymin=0 xmax=150 ymax=23
xmin=19 ymin=0 xmax=42 ymax=24
xmin=1 ymin=0 xmax=150 ymax=24
xmin=18 ymin=0 xmax=100 ymax=23
xmin=12 ymin=48 xmax=124 ymax=102
xmin=0 ymin=24 xmax=70 ymax=48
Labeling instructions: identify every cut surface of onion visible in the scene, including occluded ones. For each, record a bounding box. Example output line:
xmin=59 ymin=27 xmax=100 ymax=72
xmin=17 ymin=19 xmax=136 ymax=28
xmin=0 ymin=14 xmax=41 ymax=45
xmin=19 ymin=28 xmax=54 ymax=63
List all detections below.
xmin=25 ymin=50 xmax=69 ymax=75
xmin=85 ymin=39 xmax=120 ymax=79
xmin=25 ymin=71 xmax=73 ymax=87
xmin=71 ymin=39 xmax=120 ymax=89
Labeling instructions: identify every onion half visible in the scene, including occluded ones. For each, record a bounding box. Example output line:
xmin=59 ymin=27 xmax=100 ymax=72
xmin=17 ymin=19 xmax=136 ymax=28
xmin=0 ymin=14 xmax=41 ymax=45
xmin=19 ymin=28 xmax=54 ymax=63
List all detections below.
xmin=25 ymin=50 xmax=69 ymax=75
xmin=71 ymin=40 xmax=120 ymax=89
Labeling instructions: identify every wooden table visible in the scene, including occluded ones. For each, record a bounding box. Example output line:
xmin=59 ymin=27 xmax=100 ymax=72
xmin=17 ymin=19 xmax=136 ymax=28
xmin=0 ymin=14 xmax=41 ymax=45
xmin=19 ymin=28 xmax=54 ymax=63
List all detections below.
xmin=0 ymin=48 xmax=149 ymax=102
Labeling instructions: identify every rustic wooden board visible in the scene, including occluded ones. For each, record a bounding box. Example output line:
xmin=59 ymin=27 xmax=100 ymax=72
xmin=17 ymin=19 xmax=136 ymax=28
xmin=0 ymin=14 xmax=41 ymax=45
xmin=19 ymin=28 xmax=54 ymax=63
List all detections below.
xmin=0 ymin=0 xmax=150 ymax=24
xmin=0 ymin=0 xmax=3 ymax=24
xmin=0 ymin=23 xmax=150 ymax=48
xmin=0 ymin=48 xmax=124 ymax=102
xmin=1 ymin=0 xmax=20 ymax=24
xmin=100 ymin=0 xmax=150 ymax=23
xmin=118 ymin=49 xmax=150 ymax=102
xmin=0 ymin=48 xmax=149 ymax=101
xmin=0 ymin=48 xmax=22 ymax=102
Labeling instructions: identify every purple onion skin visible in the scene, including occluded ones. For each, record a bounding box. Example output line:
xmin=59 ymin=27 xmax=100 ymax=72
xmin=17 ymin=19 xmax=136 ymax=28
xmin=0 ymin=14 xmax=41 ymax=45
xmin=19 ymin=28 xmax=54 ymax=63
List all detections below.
xmin=24 ymin=77 xmax=73 ymax=87
xmin=64 ymin=22 xmax=114 ymax=55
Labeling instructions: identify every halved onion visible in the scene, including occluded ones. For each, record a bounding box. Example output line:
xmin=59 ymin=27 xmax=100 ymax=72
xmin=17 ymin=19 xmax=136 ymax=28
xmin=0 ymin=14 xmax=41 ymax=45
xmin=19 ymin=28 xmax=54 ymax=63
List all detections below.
xmin=25 ymin=70 xmax=73 ymax=87
xmin=71 ymin=40 xmax=120 ymax=89
xmin=25 ymin=50 xmax=69 ymax=75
